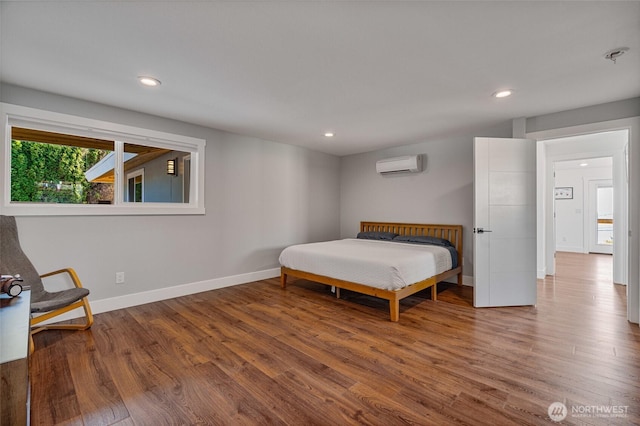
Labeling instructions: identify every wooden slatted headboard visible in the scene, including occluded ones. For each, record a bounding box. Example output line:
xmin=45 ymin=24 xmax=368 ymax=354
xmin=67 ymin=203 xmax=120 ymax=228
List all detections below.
xmin=360 ymin=221 xmax=463 ymax=264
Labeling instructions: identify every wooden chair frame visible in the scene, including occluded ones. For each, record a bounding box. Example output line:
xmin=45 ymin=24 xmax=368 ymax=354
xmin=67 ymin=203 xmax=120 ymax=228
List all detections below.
xmin=29 ymin=267 xmax=93 ymax=353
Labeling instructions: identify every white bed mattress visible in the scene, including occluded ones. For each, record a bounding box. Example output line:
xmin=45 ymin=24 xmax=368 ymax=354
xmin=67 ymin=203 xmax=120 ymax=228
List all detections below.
xmin=279 ymin=238 xmax=453 ymax=291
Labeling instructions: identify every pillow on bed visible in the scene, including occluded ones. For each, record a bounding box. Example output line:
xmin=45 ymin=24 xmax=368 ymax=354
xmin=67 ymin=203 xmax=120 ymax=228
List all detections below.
xmin=356 ymin=231 xmax=399 ymax=241
xmin=392 ymin=235 xmax=453 ymax=247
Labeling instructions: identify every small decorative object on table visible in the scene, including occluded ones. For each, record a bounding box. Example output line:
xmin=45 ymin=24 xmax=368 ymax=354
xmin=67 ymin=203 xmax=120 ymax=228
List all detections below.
xmin=0 ymin=274 xmax=24 ymax=298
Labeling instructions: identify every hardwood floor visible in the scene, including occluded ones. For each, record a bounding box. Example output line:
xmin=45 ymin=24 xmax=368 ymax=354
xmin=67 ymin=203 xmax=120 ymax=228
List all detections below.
xmin=30 ymin=253 xmax=640 ymax=425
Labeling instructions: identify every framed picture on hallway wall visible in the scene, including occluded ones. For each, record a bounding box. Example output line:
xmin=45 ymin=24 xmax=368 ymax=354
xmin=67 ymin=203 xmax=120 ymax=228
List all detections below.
xmin=555 ymin=187 xmax=573 ymax=200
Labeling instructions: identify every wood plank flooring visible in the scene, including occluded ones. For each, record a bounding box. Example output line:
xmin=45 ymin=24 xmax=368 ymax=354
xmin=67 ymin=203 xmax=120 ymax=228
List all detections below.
xmin=30 ymin=253 xmax=640 ymax=425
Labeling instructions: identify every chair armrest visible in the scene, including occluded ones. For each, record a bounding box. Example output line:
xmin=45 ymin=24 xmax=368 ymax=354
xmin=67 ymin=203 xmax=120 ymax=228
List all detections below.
xmin=40 ymin=268 xmax=85 ymax=289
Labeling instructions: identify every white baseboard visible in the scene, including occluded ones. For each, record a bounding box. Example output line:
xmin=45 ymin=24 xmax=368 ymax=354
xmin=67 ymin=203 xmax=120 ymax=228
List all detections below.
xmin=556 ymin=246 xmax=585 ymax=254
xmin=35 ymin=267 xmax=281 ymax=324
xmin=537 ymin=267 xmax=547 ymax=279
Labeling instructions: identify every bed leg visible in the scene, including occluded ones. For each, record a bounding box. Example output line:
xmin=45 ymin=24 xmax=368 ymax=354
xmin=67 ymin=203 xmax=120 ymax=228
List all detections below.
xmin=457 ymin=272 xmax=463 ymax=287
xmin=281 ymin=271 xmax=287 ymax=288
xmin=431 ymin=283 xmax=437 ymax=301
xmin=390 ymin=298 xmax=400 ymax=322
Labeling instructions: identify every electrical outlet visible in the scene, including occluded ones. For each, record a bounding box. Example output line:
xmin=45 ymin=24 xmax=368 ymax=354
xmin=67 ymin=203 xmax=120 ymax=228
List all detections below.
xmin=115 ymin=272 xmax=125 ymax=284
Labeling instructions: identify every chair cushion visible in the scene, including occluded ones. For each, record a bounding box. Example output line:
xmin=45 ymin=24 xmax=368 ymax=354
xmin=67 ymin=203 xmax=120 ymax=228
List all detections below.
xmin=31 ymin=288 xmax=90 ymax=313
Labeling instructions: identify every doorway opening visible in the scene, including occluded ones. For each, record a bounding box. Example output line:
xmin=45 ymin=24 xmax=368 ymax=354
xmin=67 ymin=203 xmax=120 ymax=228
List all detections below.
xmin=591 ymin=180 xmax=613 ymax=255
xmin=542 ymin=130 xmax=628 ymax=287
xmin=530 ymin=117 xmax=639 ymax=324
xmin=537 ymin=129 xmax=630 ymax=321
xmin=553 ymin=156 xmax=615 ymax=286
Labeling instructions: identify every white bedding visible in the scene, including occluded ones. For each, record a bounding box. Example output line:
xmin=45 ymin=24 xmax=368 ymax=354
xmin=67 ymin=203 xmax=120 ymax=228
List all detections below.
xmin=279 ymin=238 xmax=453 ymax=291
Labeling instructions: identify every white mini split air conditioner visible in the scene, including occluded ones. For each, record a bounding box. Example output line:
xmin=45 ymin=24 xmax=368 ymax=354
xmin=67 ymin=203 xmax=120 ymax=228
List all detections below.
xmin=376 ymin=155 xmax=422 ymax=175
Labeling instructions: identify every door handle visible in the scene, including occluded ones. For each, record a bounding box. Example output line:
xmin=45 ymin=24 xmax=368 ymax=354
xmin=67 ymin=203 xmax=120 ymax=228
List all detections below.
xmin=474 ymin=227 xmax=492 ymax=234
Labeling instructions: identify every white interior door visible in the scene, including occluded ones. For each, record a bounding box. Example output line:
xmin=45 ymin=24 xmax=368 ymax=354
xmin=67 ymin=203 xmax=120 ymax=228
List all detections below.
xmin=588 ymin=179 xmax=613 ymax=254
xmin=474 ymin=137 xmax=537 ymax=307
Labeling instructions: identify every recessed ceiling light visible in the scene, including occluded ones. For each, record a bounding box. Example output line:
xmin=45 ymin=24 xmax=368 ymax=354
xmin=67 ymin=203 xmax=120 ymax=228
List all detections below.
xmin=324 ymin=132 xmax=335 ymax=138
xmin=580 ymin=163 xmax=589 ymax=167
xmin=492 ymin=89 xmax=513 ymax=98
xmin=138 ymin=76 xmax=161 ymax=87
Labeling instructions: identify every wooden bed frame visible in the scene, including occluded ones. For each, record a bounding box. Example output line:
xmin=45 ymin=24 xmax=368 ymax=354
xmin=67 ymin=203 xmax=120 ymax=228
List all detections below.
xmin=280 ymin=221 xmax=463 ymax=321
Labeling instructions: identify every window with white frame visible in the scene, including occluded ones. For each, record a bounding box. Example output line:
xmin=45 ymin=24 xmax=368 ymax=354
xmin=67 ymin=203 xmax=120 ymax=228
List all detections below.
xmin=182 ymin=155 xmax=191 ymax=203
xmin=1 ymin=103 xmax=206 ymax=216
xmin=126 ymin=169 xmax=144 ymax=203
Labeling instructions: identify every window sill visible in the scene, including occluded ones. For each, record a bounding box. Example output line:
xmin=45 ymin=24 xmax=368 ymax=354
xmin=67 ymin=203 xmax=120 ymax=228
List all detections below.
xmin=1 ymin=202 xmax=205 ymax=216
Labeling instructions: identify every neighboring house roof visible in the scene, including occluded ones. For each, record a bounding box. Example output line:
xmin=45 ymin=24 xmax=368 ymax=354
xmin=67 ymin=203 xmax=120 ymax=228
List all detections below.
xmin=84 ymin=152 xmax=137 ymax=183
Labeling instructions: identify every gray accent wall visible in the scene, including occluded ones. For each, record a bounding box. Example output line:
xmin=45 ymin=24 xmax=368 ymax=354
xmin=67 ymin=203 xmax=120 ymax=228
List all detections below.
xmin=338 ymin=122 xmax=513 ymax=278
xmin=2 ymin=83 xmax=637 ymax=321
xmin=1 ymin=84 xmax=340 ymax=301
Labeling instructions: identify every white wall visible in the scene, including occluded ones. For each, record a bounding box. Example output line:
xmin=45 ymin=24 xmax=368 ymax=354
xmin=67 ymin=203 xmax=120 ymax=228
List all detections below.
xmin=0 ymin=84 xmax=341 ymax=307
xmin=554 ymin=166 xmax=612 ymax=253
xmin=339 ymin=122 xmax=513 ymax=282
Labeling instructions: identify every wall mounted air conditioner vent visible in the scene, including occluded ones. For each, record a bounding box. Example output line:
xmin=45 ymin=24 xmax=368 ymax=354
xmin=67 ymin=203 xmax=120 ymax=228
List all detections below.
xmin=376 ymin=155 xmax=422 ymax=175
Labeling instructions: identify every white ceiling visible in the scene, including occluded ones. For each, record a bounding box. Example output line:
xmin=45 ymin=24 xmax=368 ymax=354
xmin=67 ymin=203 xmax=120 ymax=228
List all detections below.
xmin=1 ymin=1 xmax=639 ymax=156
xmin=555 ymin=157 xmax=612 ymax=171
